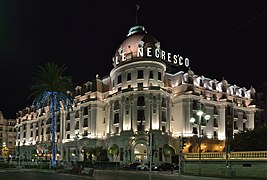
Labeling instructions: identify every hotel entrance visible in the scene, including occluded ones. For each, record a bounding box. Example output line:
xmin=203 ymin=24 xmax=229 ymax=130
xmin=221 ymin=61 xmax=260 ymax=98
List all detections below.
xmin=134 ymin=143 xmax=148 ymax=163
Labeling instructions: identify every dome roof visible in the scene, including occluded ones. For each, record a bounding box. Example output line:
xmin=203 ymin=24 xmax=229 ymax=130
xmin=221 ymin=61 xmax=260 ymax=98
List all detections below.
xmin=114 ymin=25 xmax=160 ymax=63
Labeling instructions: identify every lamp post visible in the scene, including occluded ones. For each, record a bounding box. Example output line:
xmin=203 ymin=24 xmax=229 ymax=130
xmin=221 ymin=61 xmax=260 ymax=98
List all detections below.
xmin=189 ymin=110 xmax=210 ymax=175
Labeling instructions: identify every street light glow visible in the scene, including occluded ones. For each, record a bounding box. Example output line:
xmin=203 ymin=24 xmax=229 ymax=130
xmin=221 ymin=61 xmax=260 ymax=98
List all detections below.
xmin=196 ymin=110 xmax=204 ymax=116
xmin=189 ymin=117 xmax=196 ymax=123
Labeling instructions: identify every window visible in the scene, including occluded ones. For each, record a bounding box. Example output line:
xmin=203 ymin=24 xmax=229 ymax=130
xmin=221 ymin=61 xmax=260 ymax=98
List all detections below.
xmin=118 ymin=75 xmax=122 ymax=84
xmin=137 ymin=96 xmax=145 ymax=106
xmin=162 ymin=111 xmax=167 ymax=122
xmin=75 ymin=111 xmax=79 ymax=118
xmin=67 ymin=134 xmax=70 ymax=139
xmin=149 ymin=71 xmax=153 ymax=79
xmin=214 ymin=118 xmax=218 ymax=127
xmin=118 ymin=87 xmax=121 ymax=92
xmin=83 ymin=118 xmax=88 ymax=127
xmin=137 ymin=70 xmax=143 ymax=79
xmin=115 ymin=126 xmax=119 ymax=134
xmin=214 ymin=131 xmax=218 ymax=138
xmin=234 ymin=121 xmax=238 ymax=130
xmin=243 ymin=122 xmax=246 ymax=130
xmin=162 ymin=126 xmax=166 ymax=132
xmin=138 ymin=83 xmax=143 ymax=90
xmin=192 ymin=127 xmax=198 ymax=134
xmin=162 ymin=98 xmax=166 ymax=107
xmin=83 ymin=107 xmax=88 ymax=115
xmin=127 ymin=73 xmax=131 ymax=81
xmin=158 ymin=72 xmax=162 ymax=81
xmin=75 ymin=121 xmax=79 ymax=130
xmin=66 ymin=123 xmax=70 ymax=131
xmin=114 ymin=113 xmax=119 ymax=124
xmin=114 ymin=100 xmax=119 ymax=110
xmin=137 ymin=110 xmax=145 ymax=121
xmin=66 ymin=112 xmax=70 ymax=120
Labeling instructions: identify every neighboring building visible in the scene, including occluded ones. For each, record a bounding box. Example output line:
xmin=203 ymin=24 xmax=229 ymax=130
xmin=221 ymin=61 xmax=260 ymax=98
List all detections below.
xmin=0 ymin=111 xmax=16 ymax=160
xmin=15 ymin=25 xmax=259 ymax=165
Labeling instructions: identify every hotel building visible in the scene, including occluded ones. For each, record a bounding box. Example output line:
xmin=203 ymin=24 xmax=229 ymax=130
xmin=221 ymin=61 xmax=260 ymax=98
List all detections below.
xmin=15 ymin=25 xmax=259 ymax=165
xmin=0 ymin=111 xmax=16 ymax=160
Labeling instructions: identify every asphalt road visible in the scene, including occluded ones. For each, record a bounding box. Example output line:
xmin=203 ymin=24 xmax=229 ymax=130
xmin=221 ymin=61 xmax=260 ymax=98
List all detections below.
xmin=0 ymin=169 xmax=240 ymax=180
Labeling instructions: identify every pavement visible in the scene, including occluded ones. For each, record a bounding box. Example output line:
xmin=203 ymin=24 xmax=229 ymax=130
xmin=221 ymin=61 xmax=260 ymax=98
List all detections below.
xmin=1 ymin=168 xmax=267 ymax=179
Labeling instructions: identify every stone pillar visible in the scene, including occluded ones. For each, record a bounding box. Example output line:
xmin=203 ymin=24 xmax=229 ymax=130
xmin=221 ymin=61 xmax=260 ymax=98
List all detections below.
xmin=166 ymin=98 xmax=171 ymax=133
xmin=64 ymin=147 xmax=69 ymax=162
xmin=132 ymin=97 xmax=137 ymax=132
xmin=119 ymin=100 xmax=123 ymax=133
xmin=183 ymin=98 xmax=192 ymax=135
xmin=217 ymin=104 xmax=226 ymax=140
xmin=157 ymin=96 xmax=161 ymax=130
xmin=91 ymin=104 xmax=97 ymax=136
xmin=33 ymin=122 xmax=36 ymax=142
xmin=246 ymin=111 xmax=255 ymax=130
xmin=237 ymin=111 xmax=243 ymax=131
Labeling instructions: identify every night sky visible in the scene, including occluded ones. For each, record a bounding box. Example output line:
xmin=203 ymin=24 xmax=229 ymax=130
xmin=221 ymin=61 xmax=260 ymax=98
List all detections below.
xmin=0 ymin=1 xmax=266 ymax=119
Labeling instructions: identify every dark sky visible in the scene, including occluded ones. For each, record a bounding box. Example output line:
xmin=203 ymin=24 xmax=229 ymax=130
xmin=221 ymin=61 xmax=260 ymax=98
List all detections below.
xmin=0 ymin=1 xmax=266 ymax=119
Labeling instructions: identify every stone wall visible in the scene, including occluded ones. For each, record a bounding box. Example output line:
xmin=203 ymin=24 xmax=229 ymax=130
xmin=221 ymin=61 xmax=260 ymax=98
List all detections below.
xmin=184 ymin=160 xmax=267 ymax=178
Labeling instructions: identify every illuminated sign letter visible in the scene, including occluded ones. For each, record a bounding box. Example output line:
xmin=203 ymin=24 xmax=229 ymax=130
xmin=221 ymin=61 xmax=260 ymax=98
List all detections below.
xmin=173 ymin=55 xmax=178 ymax=64
xmin=113 ymin=56 xmax=119 ymax=65
xmin=167 ymin=53 xmax=172 ymax=62
xmin=179 ymin=56 xmax=183 ymax=66
xmin=147 ymin=47 xmax=152 ymax=57
xmin=137 ymin=47 xmax=143 ymax=57
xmin=121 ymin=52 xmax=126 ymax=61
xmin=161 ymin=50 xmax=166 ymax=60
xmin=155 ymin=48 xmax=160 ymax=58
xmin=185 ymin=58 xmax=190 ymax=67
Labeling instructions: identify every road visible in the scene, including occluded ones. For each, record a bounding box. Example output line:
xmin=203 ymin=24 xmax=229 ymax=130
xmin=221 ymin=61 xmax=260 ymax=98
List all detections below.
xmin=0 ymin=169 xmax=256 ymax=180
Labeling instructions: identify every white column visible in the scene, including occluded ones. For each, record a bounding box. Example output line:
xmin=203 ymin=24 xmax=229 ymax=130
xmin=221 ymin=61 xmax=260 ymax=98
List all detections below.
xmin=157 ymin=97 xmax=161 ymax=130
xmin=91 ymin=104 xmax=97 ymax=136
xmin=132 ymin=98 xmax=137 ymax=132
xmin=166 ymin=98 xmax=171 ymax=132
xmin=237 ymin=111 xmax=243 ymax=131
xmin=217 ymin=105 xmax=226 ymax=140
xmin=246 ymin=111 xmax=255 ymax=130
xmin=119 ymin=100 xmax=123 ymax=132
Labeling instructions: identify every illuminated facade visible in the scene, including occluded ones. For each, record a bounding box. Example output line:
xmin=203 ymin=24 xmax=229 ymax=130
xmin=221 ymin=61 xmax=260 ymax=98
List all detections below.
xmin=0 ymin=111 xmax=16 ymax=160
xmin=15 ymin=25 xmax=258 ymax=165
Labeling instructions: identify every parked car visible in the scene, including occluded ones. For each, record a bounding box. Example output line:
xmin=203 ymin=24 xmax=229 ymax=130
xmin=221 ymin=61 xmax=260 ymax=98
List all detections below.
xmin=137 ymin=163 xmax=159 ymax=171
xmin=123 ymin=162 xmax=142 ymax=170
xmin=158 ymin=163 xmax=174 ymax=171
xmin=136 ymin=163 xmax=149 ymax=171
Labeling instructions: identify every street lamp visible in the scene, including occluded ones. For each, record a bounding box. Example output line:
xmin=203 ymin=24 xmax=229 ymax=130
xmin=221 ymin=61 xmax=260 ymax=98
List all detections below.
xmin=189 ymin=109 xmax=210 ymax=175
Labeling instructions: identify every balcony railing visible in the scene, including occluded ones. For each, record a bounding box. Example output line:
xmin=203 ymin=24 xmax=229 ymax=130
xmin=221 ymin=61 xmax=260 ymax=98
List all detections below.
xmin=184 ymin=151 xmax=267 ymax=160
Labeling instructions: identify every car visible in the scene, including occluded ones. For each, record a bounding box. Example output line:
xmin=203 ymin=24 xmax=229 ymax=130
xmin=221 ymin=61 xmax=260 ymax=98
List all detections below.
xmin=158 ymin=163 xmax=174 ymax=171
xmin=136 ymin=163 xmax=149 ymax=171
xmin=123 ymin=162 xmax=142 ymax=170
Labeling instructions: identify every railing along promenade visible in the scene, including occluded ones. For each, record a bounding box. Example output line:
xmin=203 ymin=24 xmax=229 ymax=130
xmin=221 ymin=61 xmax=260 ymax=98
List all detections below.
xmin=184 ymin=151 xmax=267 ymax=160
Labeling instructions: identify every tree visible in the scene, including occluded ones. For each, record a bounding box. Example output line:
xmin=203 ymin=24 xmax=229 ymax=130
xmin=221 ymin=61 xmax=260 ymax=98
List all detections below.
xmin=229 ymin=125 xmax=267 ymax=151
xmin=29 ymin=61 xmax=74 ymax=168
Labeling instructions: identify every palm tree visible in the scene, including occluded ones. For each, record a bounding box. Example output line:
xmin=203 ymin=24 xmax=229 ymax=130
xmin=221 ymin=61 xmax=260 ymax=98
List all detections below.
xmin=29 ymin=61 xmax=74 ymax=168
